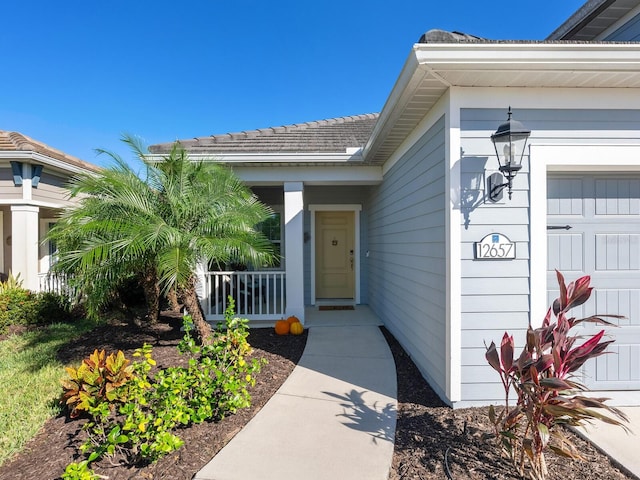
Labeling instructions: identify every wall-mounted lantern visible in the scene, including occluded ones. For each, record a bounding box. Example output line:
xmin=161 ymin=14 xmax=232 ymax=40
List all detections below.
xmin=488 ymin=107 xmax=531 ymax=201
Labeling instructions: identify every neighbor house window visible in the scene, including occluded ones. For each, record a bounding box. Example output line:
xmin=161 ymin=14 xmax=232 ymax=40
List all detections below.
xmin=257 ymin=211 xmax=282 ymax=268
xmin=39 ymin=219 xmax=58 ymax=272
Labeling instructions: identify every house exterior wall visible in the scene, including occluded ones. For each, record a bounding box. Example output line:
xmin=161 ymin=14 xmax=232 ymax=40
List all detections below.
xmin=458 ymin=107 xmax=640 ymax=405
xmin=0 ymin=167 xmax=21 ymax=199
xmin=31 ymin=172 xmax=73 ymax=205
xmin=366 ymin=115 xmax=448 ymax=401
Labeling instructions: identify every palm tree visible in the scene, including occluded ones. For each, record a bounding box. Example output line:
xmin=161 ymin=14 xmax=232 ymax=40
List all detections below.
xmin=49 ymin=136 xmax=276 ymax=343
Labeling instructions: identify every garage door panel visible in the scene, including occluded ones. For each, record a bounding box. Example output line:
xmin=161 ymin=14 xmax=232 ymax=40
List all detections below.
xmin=548 ymin=233 xmax=584 ymax=272
xmin=593 ymin=289 xmax=640 ymax=325
xmin=595 ymin=234 xmax=640 ymax=271
xmin=593 ymin=345 xmax=640 ymax=386
xmin=548 ymin=178 xmax=584 ymax=215
xmin=595 ymin=179 xmax=640 ymax=216
xmin=548 ymin=175 xmax=640 ymax=391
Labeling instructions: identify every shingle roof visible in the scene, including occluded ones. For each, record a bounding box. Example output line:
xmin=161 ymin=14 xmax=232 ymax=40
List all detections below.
xmin=149 ymin=114 xmax=379 ymax=154
xmin=0 ymin=130 xmax=100 ymax=172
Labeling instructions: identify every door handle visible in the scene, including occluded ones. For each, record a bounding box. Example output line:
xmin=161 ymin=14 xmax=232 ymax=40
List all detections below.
xmin=547 ymin=225 xmax=572 ymax=230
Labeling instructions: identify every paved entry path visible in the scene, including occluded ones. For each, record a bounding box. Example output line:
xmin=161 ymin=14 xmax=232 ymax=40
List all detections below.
xmin=194 ymin=312 xmax=397 ymax=480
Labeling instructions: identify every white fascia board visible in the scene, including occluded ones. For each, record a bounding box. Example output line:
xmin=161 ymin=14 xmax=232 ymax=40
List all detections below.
xmin=231 ymin=165 xmax=383 ymax=185
xmin=0 ymin=198 xmax=71 ymax=209
xmin=413 ymin=42 xmax=640 ymax=70
xmin=362 ymin=53 xmax=428 ymax=158
xmin=0 ymin=151 xmax=97 ymax=175
xmin=145 ymin=151 xmax=363 ymax=164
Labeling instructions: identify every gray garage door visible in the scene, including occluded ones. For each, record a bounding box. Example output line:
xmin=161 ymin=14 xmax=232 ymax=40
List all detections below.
xmin=547 ymin=175 xmax=640 ymax=390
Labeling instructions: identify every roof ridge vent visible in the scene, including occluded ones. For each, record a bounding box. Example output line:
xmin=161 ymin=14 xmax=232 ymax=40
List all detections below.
xmin=418 ymin=29 xmax=485 ymax=43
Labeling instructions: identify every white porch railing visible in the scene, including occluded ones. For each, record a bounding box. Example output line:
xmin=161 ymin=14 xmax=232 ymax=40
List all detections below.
xmin=38 ymin=272 xmax=76 ymax=299
xmin=202 ymin=271 xmax=286 ymax=321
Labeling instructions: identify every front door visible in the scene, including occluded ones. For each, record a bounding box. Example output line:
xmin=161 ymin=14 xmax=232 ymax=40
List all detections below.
xmin=547 ymin=175 xmax=640 ymax=390
xmin=315 ymin=211 xmax=355 ymax=299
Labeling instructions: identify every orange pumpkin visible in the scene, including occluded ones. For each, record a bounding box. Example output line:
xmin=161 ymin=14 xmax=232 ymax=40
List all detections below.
xmin=289 ymin=321 xmax=304 ymax=335
xmin=274 ymin=319 xmax=290 ymax=335
xmin=286 ymin=315 xmax=300 ymax=325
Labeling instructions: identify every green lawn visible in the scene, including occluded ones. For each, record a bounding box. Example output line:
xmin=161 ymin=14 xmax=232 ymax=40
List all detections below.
xmin=0 ymin=320 xmax=94 ymax=467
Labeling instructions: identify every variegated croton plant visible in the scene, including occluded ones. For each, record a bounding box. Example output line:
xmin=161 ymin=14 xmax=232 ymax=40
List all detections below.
xmin=485 ymin=270 xmax=630 ymax=480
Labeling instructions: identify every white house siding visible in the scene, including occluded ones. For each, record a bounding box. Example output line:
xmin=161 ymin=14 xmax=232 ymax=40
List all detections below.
xmin=1 ymin=207 xmax=9 ymax=274
xmin=366 ymin=116 xmax=448 ymax=402
xmin=604 ymin=11 xmax=640 ymax=40
xmin=0 ymin=167 xmax=21 ymax=199
xmin=304 ymin=185 xmax=371 ymax=305
xmin=32 ymin=172 xmax=73 ymax=205
xmin=459 ymin=107 xmax=640 ymax=405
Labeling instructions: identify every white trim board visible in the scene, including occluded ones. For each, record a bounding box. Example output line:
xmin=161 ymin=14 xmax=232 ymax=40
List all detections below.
xmin=529 ymin=143 xmax=640 ymax=328
xmin=447 ymin=90 xmax=462 ymax=403
xmin=453 ymin=87 xmax=640 ymax=111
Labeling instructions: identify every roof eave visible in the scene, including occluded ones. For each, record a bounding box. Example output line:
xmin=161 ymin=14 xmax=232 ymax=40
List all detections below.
xmin=0 ymin=150 xmax=101 ymax=175
xmin=547 ymin=0 xmax=614 ymax=40
xmin=144 ymin=150 xmax=364 ymax=164
xmin=363 ymin=42 xmax=640 ymax=166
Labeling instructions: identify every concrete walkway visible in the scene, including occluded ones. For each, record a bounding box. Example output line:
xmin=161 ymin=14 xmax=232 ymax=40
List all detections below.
xmin=195 ymin=305 xmax=640 ymax=480
xmin=576 ymin=406 xmax=640 ymax=479
xmin=195 ymin=306 xmax=397 ymax=480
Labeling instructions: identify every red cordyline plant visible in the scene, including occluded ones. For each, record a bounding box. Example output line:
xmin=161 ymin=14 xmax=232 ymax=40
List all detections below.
xmin=485 ymin=270 xmax=629 ymax=480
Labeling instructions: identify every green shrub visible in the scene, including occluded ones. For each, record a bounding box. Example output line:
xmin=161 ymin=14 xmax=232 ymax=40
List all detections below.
xmin=0 ymin=288 xmax=39 ymax=333
xmin=175 ymin=300 xmax=263 ymax=421
xmin=0 ymin=282 xmax=72 ymax=334
xmin=62 ymin=298 xmax=264 ymax=473
xmin=0 ymin=272 xmax=24 ymax=293
xmin=61 ymin=349 xmax=135 ymax=418
xmin=61 ymin=461 xmax=100 ymax=480
xmin=34 ymin=291 xmax=72 ymax=324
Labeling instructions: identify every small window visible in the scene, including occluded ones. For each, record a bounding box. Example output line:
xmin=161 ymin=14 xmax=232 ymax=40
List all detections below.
xmin=48 ymin=222 xmax=58 ymax=267
xmin=257 ymin=212 xmax=282 ymax=268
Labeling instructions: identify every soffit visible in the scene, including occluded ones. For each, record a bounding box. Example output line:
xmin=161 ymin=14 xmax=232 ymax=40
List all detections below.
xmin=548 ymin=0 xmax=640 ymax=41
xmin=363 ymin=43 xmax=640 ymax=166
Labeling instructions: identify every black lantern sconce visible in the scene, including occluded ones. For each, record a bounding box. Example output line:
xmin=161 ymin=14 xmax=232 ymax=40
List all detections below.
xmin=488 ymin=107 xmax=531 ymax=201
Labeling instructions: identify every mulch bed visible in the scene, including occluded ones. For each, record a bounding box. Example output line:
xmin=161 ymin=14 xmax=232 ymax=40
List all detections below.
xmin=1 ymin=315 xmax=307 ymax=480
xmin=382 ymin=328 xmax=634 ymax=480
xmin=0 ymin=317 xmax=634 ymax=480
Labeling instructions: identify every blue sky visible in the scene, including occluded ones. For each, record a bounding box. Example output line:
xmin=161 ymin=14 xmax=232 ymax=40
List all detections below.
xmin=1 ymin=1 xmax=585 ymax=167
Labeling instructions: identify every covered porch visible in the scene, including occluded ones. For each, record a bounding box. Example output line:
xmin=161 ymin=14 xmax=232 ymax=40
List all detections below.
xmin=196 ymin=180 xmax=377 ymax=324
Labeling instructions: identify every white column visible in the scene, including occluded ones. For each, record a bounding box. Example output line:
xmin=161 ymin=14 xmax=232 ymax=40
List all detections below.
xmin=284 ymin=182 xmax=305 ymax=322
xmin=11 ymin=205 xmax=40 ymax=291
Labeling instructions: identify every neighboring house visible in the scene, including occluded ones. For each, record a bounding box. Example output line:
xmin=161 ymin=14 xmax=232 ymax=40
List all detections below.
xmin=0 ymin=131 xmax=100 ymax=292
xmin=150 ymin=0 xmax=640 ymax=408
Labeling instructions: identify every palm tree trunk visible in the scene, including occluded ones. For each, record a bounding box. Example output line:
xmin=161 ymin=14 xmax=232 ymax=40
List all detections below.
xmin=178 ymin=277 xmax=212 ymax=345
xmin=138 ymin=266 xmax=160 ymax=324
xmin=167 ymin=287 xmax=181 ymax=312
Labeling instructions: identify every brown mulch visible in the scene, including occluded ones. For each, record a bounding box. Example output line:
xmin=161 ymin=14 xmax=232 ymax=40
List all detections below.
xmin=1 ymin=315 xmax=307 ymax=480
xmin=0 ymin=317 xmax=634 ymax=480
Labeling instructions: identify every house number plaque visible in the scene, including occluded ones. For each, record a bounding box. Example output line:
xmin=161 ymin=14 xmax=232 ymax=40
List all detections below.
xmin=474 ymin=233 xmax=515 ymax=260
